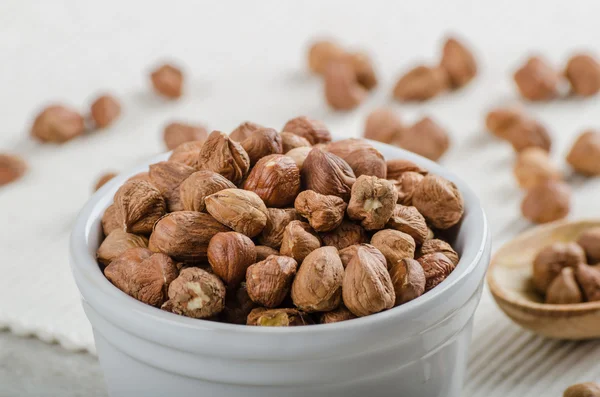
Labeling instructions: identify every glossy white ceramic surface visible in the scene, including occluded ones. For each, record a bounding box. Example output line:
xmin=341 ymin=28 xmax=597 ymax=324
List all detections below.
xmin=70 ymin=140 xmax=491 ymax=397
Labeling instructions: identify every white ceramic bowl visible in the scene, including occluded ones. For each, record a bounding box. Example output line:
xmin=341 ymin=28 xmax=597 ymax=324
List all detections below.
xmin=70 ymin=141 xmax=491 ymax=397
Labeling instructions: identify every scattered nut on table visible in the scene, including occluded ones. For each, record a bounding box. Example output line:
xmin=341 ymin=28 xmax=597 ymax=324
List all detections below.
xmin=513 ymin=147 xmax=561 ymax=189
xmin=563 ymin=382 xmax=600 ymax=397
xmin=440 ymin=37 xmax=477 ymax=89
xmin=513 ymin=56 xmax=560 ymax=101
xmin=393 ymin=65 xmax=449 ymax=101
xmin=564 ymin=54 xmax=600 ymax=97
xmin=31 ymin=105 xmax=86 ymax=143
xmin=323 ymin=59 xmax=367 ymax=110
xmin=90 ymin=94 xmax=121 ymax=129
xmin=521 ymin=180 xmax=570 ymax=224
xmin=567 ymin=130 xmax=600 ymax=175
xmin=0 ymin=153 xmax=27 ymax=187
xmin=364 ymin=108 xmax=404 ymax=144
xmin=163 ymin=122 xmax=208 ymax=151
xmin=150 ymin=63 xmax=183 ymax=99
xmin=393 ymin=117 xmax=450 ymax=161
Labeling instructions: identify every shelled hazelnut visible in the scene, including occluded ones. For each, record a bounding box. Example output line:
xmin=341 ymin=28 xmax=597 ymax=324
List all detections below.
xmin=163 ymin=122 xmax=208 ymax=151
xmin=150 ymin=63 xmax=183 ymax=99
xmin=94 ymin=172 xmax=117 ymax=192
xmin=0 ymin=154 xmax=27 ymax=187
xmin=513 ymin=56 xmax=560 ymax=101
xmin=323 ymin=60 xmax=367 ymax=110
xmin=393 ymin=117 xmax=450 ymax=161
xmin=393 ymin=65 xmax=449 ymax=102
xmin=563 ymin=382 xmax=600 ymax=397
xmin=521 ymin=180 xmax=570 ymax=224
xmin=31 ymin=105 xmax=86 ymax=143
xmin=567 ymin=130 xmax=600 ymax=175
xmin=364 ymin=108 xmax=403 ymax=144
xmin=565 ymin=54 xmax=600 ymax=97
xmin=513 ymin=147 xmax=561 ymax=189
xmin=440 ymin=37 xmax=477 ymax=89
xmin=90 ymin=95 xmax=121 ymax=129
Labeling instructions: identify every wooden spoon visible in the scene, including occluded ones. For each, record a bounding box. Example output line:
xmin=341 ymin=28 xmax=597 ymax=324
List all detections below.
xmin=487 ymin=219 xmax=600 ymax=340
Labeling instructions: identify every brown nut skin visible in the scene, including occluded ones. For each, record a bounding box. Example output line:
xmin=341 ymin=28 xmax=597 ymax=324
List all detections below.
xmin=521 ymin=180 xmax=570 ymax=224
xmin=255 ymin=245 xmax=280 ymax=261
xmin=440 ymin=37 xmax=477 ymax=88
xmin=386 ymin=205 xmax=429 ymax=245
xmin=280 ymin=132 xmax=311 ymax=153
xmin=563 ymin=382 xmax=600 ymax=397
xmin=197 ymin=131 xmax=250 ymax=185
xmin=104 ymin=248 xmax=179 ymax=307
xmin=513 ymin=56 xmax=559 ymax=101
xmin=230 ymin=121 xmax=264 ymax=142
xmin=393 ymin=117 xmax=450 ymax=161
xmin=221 ymin=283 xmax=257 ymax=325
xmin=97 ymin=229 xmax=148 ymax=266
xmin=247 ymin=307 xmax=312 ymax=326
xmin=207 ymin=232 xmax=256 ymax=288
xmin=393 ymin=171 xmax=425 ymax=206
xmin=0 ymin=154 xmax=27 ymax=187
xmin=243 ymin=155 xmax=301 ymax=208
xmin=94 ymin=172 xmax=117 ymax=192
xmin=389 ymin=258 xmax=426 ymax=305
xmin=302 ymin=148 xmax=356 ymax=201
xmin=371 ymin=229 xmax=416 ymax=268
xmin=344 ymin=51 xmax=378 ymax=90
xmin=412 ymin=175 xmax=464 ymax=230
xmin=280 ymin=221 xmax=321 ymax=263
xmin=364 ymin=108 xmax=403 ymax=144
xmin=485 ymin=107 xmax=526 ymax=140
xmin=574 ymin=264 xmax=600 ymax=302
xmin=321 ymin=220 xmax=369 ymax=250
xmin=514 ymin=147 xmax=561 ymax=189
xmin=320 ymin=305 xmax=357 ymax=324
xmin=163 ymin=267 xmax=225 ymax=318
xmin=150 ymin=64 xmax=183 ymax=99
xmin=90 ymin=95 xmax=121 ymax=128
xmin=565 ymin=54 xmax=600 ymax=97
xmin=577 ymin=227 xmax=600 ymax=264
xmin=545 ymin=267 xmax=583 ymax=304
xmin=505 ymin=119 xmax=552 ymax=153
xmin=168 ymin=141 xmax=204 ymax=168
xmin=286 ymin=147 xmax=312 ymax=170
xmin=149 ymin=211 xmax=230 ymax=264
xmin=386 ymin=159 xmax=428 ymax=180
xmin=307 ymin=40 xmax=345 ymax=75
xmin=338 ymin=243 xmax=383 ymax=269
xmin=294 ymin=190 xmax=346 ymax=232
xmin=179 ymin=170 xmax=236 ymax=212
xmin=240 ymin=128 xmax=283 ymax=166
xmin=567 ymin=130 xmax=600 ymax=176
xmin=204 ymin=188 xmax=268 ymax=238
xmin=417 ymin=253 xmax=456 ymax=291
xmin=348 ymin=175 xmax=398 ymax=230
xmin=31 ymin=105 xmax=85 ymax=143
xmin=163 ymin=122 xmax=208 ymax=151
xmin=102 ymin=204 xmax=120 ymax=236
xmin=324 ymin=60 xmax=367 ymax=111
xmin=532 ymin=242 xmax=586 ymax=294
xmin=327 ymin=138 xmax=387 ymax=179
xmin=343 ymin=245 xmax=395 ymax=317
xmin=291 ymin=246 xmax=344 ymax=312
xmin=246 ymin=255 xmax=298 ymax=308
xmin=393 ymin=65 xmax=449 ymax=101
xmin=258 ymin=208 xmax=300 ymax=249
xmin=282 ymin=116 xmax=332 ymax=145
xmin=149 ymin=161 xmax=196 ymax=212
xmin=418 ymin=239 xmax=459 ymax=266
xmin=114 ymin=180 xmax=166 ymax=235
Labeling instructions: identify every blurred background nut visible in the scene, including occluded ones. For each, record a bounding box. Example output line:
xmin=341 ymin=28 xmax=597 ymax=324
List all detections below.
xmin=230 ymin=121 xmax=264 ymax=142
xmin=567 ymin=130 xmax=600 ymax=175
xmin=485 ymin=107 xmax=526 ymax=140
xmin=285 ymin=146 xmax=312 ymax=169
xmin=163 ymin=122 xmax=208 ymax=151
xmin=577 ymin=227 xmax=600 ymax=264
xmin=31 ymin=105 xmax=86 ymax=143
xmin=197 ymin=131 xmax=250 ymax=185
xmin=150 ymin=63 xmax=183 ymax=99
xmin=243 ymin=154 xmax=301 ymax=207
xmin=521 ymin=180 xmax=571 ymax=224
xmin=564 ymin=54 xmax=600 ymax=97
xmin=259 ymin=208 xmax=300 ymax=249
xmin=323 ymin=60 xmax=367 ymax=110
xmin=90 ymin=94 xmax=121 ymax=129
xmin=343 ymin=51 xmax=378 ymax=90
xmin=114 ymin=180 xmax=166 ymax=235
xmin=386 ymin=159 xmax=428 ymax=180
xmin=504 ymin=119 xmax=552 ymax=153
xmin=545 ymin=267 xmax=583 ymax=304
xmin=179 ymin=170 xmax=236 ymax=212
xmin=347 ymin=175 xmax=397 ymax=230
xmin=168 ymin=141 xmax=204 ymax=168
xmin=393 ymin=65 xmax=449 ymax=101
xmin=163 ymin=267 xmax=225 ymax=318
xmin=364 ymin=108 xmax=404 ymax=144
xmin=418 ymin=239 xmax=459 ymax=266
xmin=205 ymin=188 xmax=268 ymax=237
xmin=240 ymin=128 xmax=283 ymax=166
xmin=246 ymin=255 xmax=298 ymax=308
xmin=386 ymin=204 xmax=430 ymax=245
xmin=417 ymin=252 xmax=456 ymax=291
xmin=513 ymin=147 xmax=561 ymax=189
xmin=94 ymin=172 xmax=117 ymax=192
xmin=412 ymin=175 xmax=464 ymax=230
xmin=393 ymin=117 xmax=450 ymax=161
xmin=280 ymin=220 xmax=321 ymax=263
xmin=393 ymin=171 xmax=425 ymax=206
xmin=0 ymin=153 xmax=27 ymax=187
xmin=327 ymin=138 xmax=387 ymax=179
xmin=207 ymin=232 xmax=256 ymax=288
xmin=307 ymin=39 xmax=345 ymax=75
xmin=563 ymin=382 xmax=600 ymax=397
xmin=282 ymin=116 xmax=332 ymax=145
xmin=320 ymin=305 xmax=356 ymax=324
xmin=513 ymin=56 xmax=560 ymax=101
xmin=574 ymin=263 xmax=600 ymax=302
xmin=280 ymin=132 xmax=311 ymax=153
xmin=371 ymin=229 xmax=416 ymax=267
xmin=389 ymin=258 xmax=426 ymax=305
xmin=149 ymin=161 xmax=196 ymax=212
xmin=255 ymin=245 xmax=279 ymax=261
xmin=320 ymin=220 xmax=369 ymax=250
xmin=440 ymin=37 xmax=477 ymax=88
xmin=96 ymin=229 xmax=148 ymax=266
xmin=302 ymin=148 xmax=356 ymax=201
xmin=247 ymin=307 xmax=312 ymax=327
xmin=295 ymin=190 xmax=346 ymax=232
xmin=532 ymin=242 xmax=585 ymax=294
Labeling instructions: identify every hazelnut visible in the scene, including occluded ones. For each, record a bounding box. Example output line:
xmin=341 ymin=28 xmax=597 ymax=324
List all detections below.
xmin=240 ymin=128 xmax=283 ymax=166
xmin=320 ymin=305 xmax=357 ymax=324
xmin=0 ymin=153 xmax=27 ymax=187
xmin=320 ymin=220 xmax=369 ymax=250
xmin=163 ymin=122 xmax=208 ymax=151
xmin=532 ymin=242 xmax=586 ymax=293
xmin=126 ymin=172 xmax=151 ymax=185
xmin=280 ymin=132 xmax=311 ymax=153
xmin=521 ymin=180 xmax=570 ymax=224
xmin=546 ymin=267 xmax=583 ymax=304
xmin=386 ymin=205 xmax=429 ymax=245
xmin=247 ymin=307 xmax=312 ymax=326
xmin=246 ymin=255 xmax=298 ymax=308
xmin=371 ymin=229 xmax=416 ymax=267
xmin=286 ymin=147 xmax=312 ymax=170
xmin=205 ymin=188 xmax=268 ymax=237
xmin=104 ymin=248 xmax=179 ymax=307
xmin=574 ymin=263 xmax=600 ymax=302
xmin=230 ymin=121 xmax=264 ymax=142
xmin=485 ymin=107 xmax=526 ymax=140
xmin=323 ymin=60 xmax=367 ymax=110
xmin=386 ymin=159 xmax=428 ymax=180
xmin=577 ymin=227 xmax=600 ymax=264
xmin=567 ymin=130 xmax=600 ymax=175
xmin=197 ymin=131 xmax=250 ymax=185
xmin=255 ymin=245 xmax=280 ymax=261
xmin=504 ymin=119 xmax=552 ymax=153
xmin=393 ymin=65 xmax=449 ymax=101
xmin=338 ymin=243 xmax=382 ymax=269
xmin=513 ymin=56 xmax=559 ymax=101
xmin=163 ymin=267 xmax=226 ymax=318
xmin=150 ymin=63 xmax=183 ymax=99
xmin=179 ymin=170 xmax=236 ymax=212
xmin=168 ymin=141 xmax=204 ymax=168
xmin=564 ymin=382 xmax=600 ymax=397
xmin=208 ymin=232 xmax=256 ymax=288
xmin=307 ymin=39 xmax=345 ymax=75
xmin=327 ymin=138 xmax=387 ymax=179
xmin=343 ymin=245 xmax=395 ymax=317
xmin=302 ymin=148 xmax=356 ymax=201
xmin=96 ymin=229 xmax=148 ymax=266
xmin=417 ymin=253 xmax=456 ymax=291
xmin=514 ymin=147 xmax=561 ymax=189
xmin=389 ymin=258 xmax=426 ymax=305
xmin=94 ymin=172 xmax=117 ymax=191
xmin=418 ymin=239 xmax=459 ymax=266
xmin=344 ymin=51 xmax=378 ymax=90
xmin=221 ymin=283 xmax=257 ymax=325
xmin=439 ymin=37 xmax=477 ymax=88
xmin=364 ymin=108 xmax=403 ymax=144
xmin=393 ymin=117 xmax=450 ymax=161
xmin=243 ymin=155 xmax=301 ymax=207
xmin=347 ymin=175 xmax=397 ymax=230
xmin=565 ymin=54 xmax=600 ymax=97
xmin=149 ymin=161 xmax=196 ymax=212
xmin=114 ymin=180 xmax=166 ymax=235
xmin=412 ymin=175 xmax=464 ymax=230
xmin=31 ymin=105 xmax=85 ymax=143
xmin=258 ymin=208 xmax=300 ymax=249
xmin=282 ymin=116 xmax=332 ymax=145
xmin=393 ymin=171 xmax=425 ymax=206
xmin=90 ymin=95 xmax=121 ymax=128
xmin=294 ymin=190 xmax=346 ymax=232
xmin=101 ymin=204 xmax=120 ymax=236
xmin=280 ymin=220 xmax=321 ymax=263
xmin=291 ymin=246 xmax=344 ymax=312
xmin=149 ymin=211 xmax=230 ymax=264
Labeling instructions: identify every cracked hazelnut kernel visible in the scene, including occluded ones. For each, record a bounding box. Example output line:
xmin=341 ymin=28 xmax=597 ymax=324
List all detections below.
xmin=324 ymin=60 xmax=367 ymax=110
xmin=338 ymin=243 xmax=384 ymax=269
xmin=532 ymin=242 xmax=586 ymax=294
xmin=412 ymin=175 xmax=464 ymax=230
xmin=102 ymin=204 xmax=121 ymax=236
xmin=371 ymin=229 xmax=416 ymax=268
xmin=246 ymin=255 xmax=298 ymax=307
xmin=514 ymin=147 xmax=561 ymax=189
xmin=321 ymin=220 xmax=369 ymax=250
xmin=574 ymin=264 xmax=600 ymax=302
xmin=230 ymin=121 xmax=263 ymax=142
xmin=105 ymin=248 xmax=179 ymax=307
xmin=485 ymin=107 xmax=526 ymax=140
xmin=513 ymin=56 xmax=559 ymax=101
xmin=343 ymin=245 xmax=395 ymax=316
xmin=240 ymin=128 xmax=283 ymax=166
xmin=417 ymin=253 xmax=456 ymax=291
xmin=521 ymin=180 xmax=570 ymax=224
xmin=197 ymin=130 xmax=250 ymax=185
xmin=149 ymin=211 xmax=230 ymax=264
xmin=90 ymin=95 xmax=121 ymax=128
xmin=440 ymin=37 xmax=477 ymax=88
xmin=114 ymin=180 xmax=166 ymax=234
xmin=386 ymin=205 xmax=429 ymax=245
xmin=545 ymin=267 xmax=583 ymax=304
xmin=564 ymin=382 xmax=600 ymax=397
xmin=393 ymin=171 xmax=425 ymax=206
xmin=243 ymin=154 xmax=301 ymax=207
xmin=294 ymin=190 xmax=346 ymax=232
xmin=302 ymin=148 xmax=356 ymax=201
xmin=150 ymin=63 xmax=183 ymax=99
xmin=281 ymin=132 xmax=311 ymax=153
xmin=255 ymin=245 xmax=279 ymax=261
xmin=393 ymin=117 xmax=450 ymax=161
xmin=208 ymin=232 xmax=256 ymax=288
xmin=344 ymin=51 xmax=378 ymax=90
xmin=505 ymin=119 xmax=552 ymax=153
xmin=418 ymin=239 xmax=459 ymax=266
xmin=320 ymin=305 xmax=357 ymax=324
xmin=291 ymin=246 xmax=344 ymax=312
xmin=567 ymin=130 xmax=600 ymax=175
xmin=386 ymin=159 xmax=428 ymax=180
xmin=282 ymin=116 xmax=332 ymax=145
xmin=247 ymin=307 xmax=312 ymax=326
xmin=259 ymin=208 xmax=300 ymax=249
xmin=221 ymin=283 xmax=257 ymax=325
xmin=163 ymin=122 xmax=208 ymax=151
xmin=149 ymin=161 xmax=196 ymax=212
xmin=577 ymin=227 xmax=600 ymax=264
xmin=307 ymin=39 xmax=345 ymax=75
xmin=168 ymin=141 xmax=204 ymax=168
xmin=94 ymin=172 xmax=117 ymax=192
xmin=565 ymin=54 xmax=600 ymax=97
xmin=0 ymin=154 xmax=27 ymax=187
xmin=364 ymin=108 xmax=403 ymax=144
xmin=348 ymin=175 xmax=398 ymax=230
xmin=97 ymin=229 xmax=148 ymax=266
xmin=163 ymin=267 xmax=225 ymax=318
xmin=285 ymin=146 xmax=312 ymax=170
xmin=205 ymin=188 xmax=268 ymax=237
xmin=389 ymin=258 xmax=426 ymax=305
xmin=393 ymin=65 xmax=449 ymax=101
xmin=31 ymin=105 xmax=85 ymax=143
xmin=280 ymin=220 xmax=321 ymax=263
xmin=179 ymin=170 xmax=236 ymax=212
xmin=327 ymin=138 xmax=387 ymax=179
